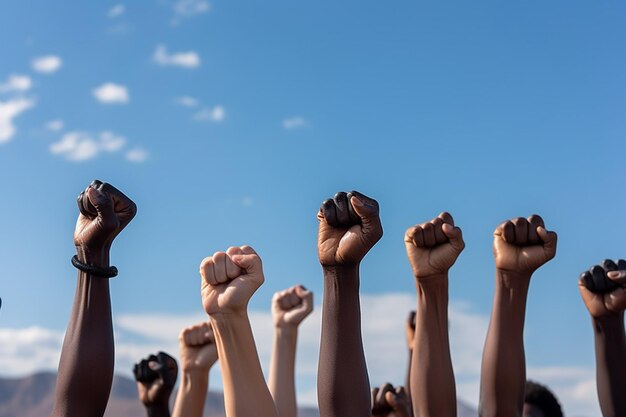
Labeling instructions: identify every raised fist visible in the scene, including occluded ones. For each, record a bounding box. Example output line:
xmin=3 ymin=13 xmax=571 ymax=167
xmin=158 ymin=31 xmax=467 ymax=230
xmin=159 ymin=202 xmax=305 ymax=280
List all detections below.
xmin=133 ymin=351 xmax=178 ymax=407
xmin=371 ymin=383 xmax=412 ymax=417
xmin=200 ymin=245 xmax=264 ymax=315
xmin=74 ymin=180 xmax=137 ymax=265
xmin=579 ymin=259 xmax=626 ymax=318
xmin=405 ymin=310 xmax=416 ymax=351
xmin=404 ymin=212 xmax=464 ymax=279
xmin=493 ymin=215 xmax=557 ymax=274
xmin=179 ymin=322 xmax=218 ymax=373
xmin=272 ymin=285 xmax=314 ymax=328
xmin=317 ymin=191 xmax=383 ymax=266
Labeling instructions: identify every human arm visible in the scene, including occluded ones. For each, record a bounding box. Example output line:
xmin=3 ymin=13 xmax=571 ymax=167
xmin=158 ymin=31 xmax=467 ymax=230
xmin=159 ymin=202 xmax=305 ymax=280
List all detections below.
xmin=317 ymin=191 xmax=383 ymax=417
xmin=172 ymin=322 xmax=218 ymax=417
xmin=579 ymin=259 xmax=626 ymax=417
xmin=404 ymin=212 xmax=464 ymax=417
xmin=200 ymin=245 xmax=278 ymax=417
xmin=134 ymin=352 xmax=178 ymax=417
xmin=51 ymin=180 xmax=137 ymax=417
xmin=479 ymin=215 xmax=557 ymax=417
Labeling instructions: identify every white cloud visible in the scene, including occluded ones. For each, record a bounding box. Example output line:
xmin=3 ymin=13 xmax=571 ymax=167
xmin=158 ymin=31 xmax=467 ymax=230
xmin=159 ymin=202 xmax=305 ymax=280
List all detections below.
xmin=194 ymin=105 xmax=225 ymax=122
xmin=153 ymin=45 xmax=200 ymax=68
xmin=0 ymin=327 xmax=63 ymax=375
xmin=0 ymin=74 xmax=32 ymax=93
xmin=171 ymin=0 xmax=210 ymax=24
xmin=32 ymin=56 xmax=63 ymax=74
xmin=0 ymin=97 xmax=36 ymax=143
xmin=45 ymin=119 xmax=64 ymax=132
xmin=174 ymin=96 xmax=199 ymax=107
xmin=125 ymin=147 xmax=148 ymax=163
xmin=50 ymin=131 xmax=127 ymax=161
xmin=93 ymin=82 xmax=129 ymax=104
xmin=108 ymin=4 xmax=125 ymax=18
xmin=282 ymin=116 xmax=309 ymax=130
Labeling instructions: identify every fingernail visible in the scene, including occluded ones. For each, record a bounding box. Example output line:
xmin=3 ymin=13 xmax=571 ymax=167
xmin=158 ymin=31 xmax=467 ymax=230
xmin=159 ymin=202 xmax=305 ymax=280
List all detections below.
xmin=608 ymin=271 xmax=620 ymax=279
xmin=300 ymin=285 xmax=307 ymax=291
xmin=351 ymin=196 xmax=363 ymax=206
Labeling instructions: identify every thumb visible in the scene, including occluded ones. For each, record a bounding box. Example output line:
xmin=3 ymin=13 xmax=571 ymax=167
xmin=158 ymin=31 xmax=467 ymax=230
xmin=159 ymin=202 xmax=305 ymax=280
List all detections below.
xmin=537 ymin=226 xmax=557 ymax=258
xmin=231 ymin=251 xmax=262 ymax=275
xmin=442 ymin=223 xmax=464 ymax=251
xmin=295 ymin=286 xmax=314 ymax=314
xmin=349 ymin=192 xmax=382 ymax=240
xmin=86 ymin=187 xmax=116 ymax=227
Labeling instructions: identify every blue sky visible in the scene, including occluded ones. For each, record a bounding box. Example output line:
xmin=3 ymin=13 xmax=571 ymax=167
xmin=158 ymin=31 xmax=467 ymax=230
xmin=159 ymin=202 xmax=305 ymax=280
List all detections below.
xmin=0 ymin=1 xmax=625 ymax=415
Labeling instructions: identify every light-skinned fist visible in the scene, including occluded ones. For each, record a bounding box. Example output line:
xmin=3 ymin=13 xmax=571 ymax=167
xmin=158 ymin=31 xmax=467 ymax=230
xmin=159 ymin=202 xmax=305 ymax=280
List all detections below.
xmin=200 ymin=245 xmax=264 ymax=315
xmin=404 ymin=212 xmax=464 ymax=279
xmin=493 ymin=215 xmax=557 ymax=274
xmin=272 ymin=285 xmax=314 ymax=328
xmin=579 ymin=259 xmax=626 ymax=318
xmin=317 ymin=191 xmax=383 ymax=267
xmin=371 ymin=383 xmax=412 ymax=417
xmin=179 ymin=322 xmax=218 ymax=374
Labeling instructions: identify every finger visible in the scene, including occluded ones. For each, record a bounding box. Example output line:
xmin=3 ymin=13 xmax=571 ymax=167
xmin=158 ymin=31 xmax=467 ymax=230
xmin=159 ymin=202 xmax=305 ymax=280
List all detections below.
xmin=512 ymin=217 xmax=528 ymax=245
xmin=408 ymin=226 xmax=424 ymax=247
xmin=607 ymin=270 xmax=626 ymax=285
xmin=536 ymin=226 xmax=557 ymax=259
xmin=333 ymin=192 xmax=351 ymax=226
xmin=346 ymin=192 xmax=360 ymax=224
xmin=602 ymin=259 xmax=618 ymax=272
xmin=438 ymin=211 xmax=455 ymax=227
xmin=422 ymin=222 xmax=436 ymax=247
xmin=378 ymin=382 xmax=394 ymax=405
xmin=321 ymin=199 xmax=338 ymax=227
xmin=231 ymin=246 xmax=262 ymax=274
xmin=502 ymin=221 xmax=515 ymax=243
xmin=224 ymin=250 xmax=242 ymax=279
xmin=527 ymin=215 xmax=543 ymax=244
xmin=133 ymin=363 xmax=140 ymax=380
xmin=371 ymin=387 xmax=380 ymax=409
xmin=349 ymin=190 xmax=382 ymax=241
xmin=580 ymin=271 xmax=596 ymax=292
xmin=442 ymin=223 xmax=464 ymax=251
xmin=296 ymin=286 xmax=313 ymax=313
xmin=287 ymin=291 xmax=301 ymax=309
xmin=200 ymin=257 xmax=218 ymax=286
xmin=591 ymin=265 xmax=609 ymax=293
xmin=432 ymin=218 xmax=447 ymax=245
xmin=407 ymin=310 xmax=416 ymax=329
xmin=618 ymin=259 xmax=626 ymax=270
xmin=86 ymin=187 xmax=117 ymax=230
xmin=212 ymin=252 xmax=229 ymax=284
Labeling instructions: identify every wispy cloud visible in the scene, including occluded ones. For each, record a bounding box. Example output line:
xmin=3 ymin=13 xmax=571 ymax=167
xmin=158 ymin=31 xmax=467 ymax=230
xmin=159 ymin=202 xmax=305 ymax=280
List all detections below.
xmin=171 ymin=0 xmax=210 ymax=25
xmin=0 ymin=97 xmax=36 ymax=143
xmin=108 ymin=4 xmax=125 ymax=18
xmin=93 ymin=83 xmax=129 ymax=104
xmin=125 ymin=147 xmax=148 ymax=163
xmin=50 ymin=131 xmax=126 ymax=161
xmin=194 ymin=105 xmax=225 ymax=122
xmin=282 ymin=116 xmax=309 ymax=130
xmin=174 ymin=96 xmax=199 ymax=107
xmin=0 ymin=74 xmax=32 ymax=93
xmin=45 ymin=119 xmax=64 ymax=132
xmin=153 ymin=45 xmax=200 ymax=69
xmin=31 ymin=56 xmax=63 ymax=74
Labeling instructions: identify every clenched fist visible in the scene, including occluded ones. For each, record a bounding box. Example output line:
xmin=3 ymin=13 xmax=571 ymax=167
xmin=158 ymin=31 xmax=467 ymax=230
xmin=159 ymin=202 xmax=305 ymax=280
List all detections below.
xmin=133 ymin=352 xmax=178 ymax=407
xmin=272 ymin=285 xmax=314 ymax=328
xmin=579 ymin=259 xmax=626 ymax=318
xmin=371 ymin=383 xmax=412 ymax=417
xmin=317 ymin=191 xmax=383 ymax=266
xmin=74 ymin=180 xmax=137 ymax=266
xmin=493 ymin=215 xmax=557 ymax=274
xmin=179 ymin=322 xmax=218 ymax=373
xmin=404 ymin=212 xmax=464 ymax=278
xmin=200 ymin=245 xmax=264 ymax=315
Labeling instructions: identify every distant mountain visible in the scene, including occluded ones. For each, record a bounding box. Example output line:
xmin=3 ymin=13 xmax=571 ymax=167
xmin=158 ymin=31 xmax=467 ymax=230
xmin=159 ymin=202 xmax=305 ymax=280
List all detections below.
xmin=0 ymin=372 xmax=477 ymax=417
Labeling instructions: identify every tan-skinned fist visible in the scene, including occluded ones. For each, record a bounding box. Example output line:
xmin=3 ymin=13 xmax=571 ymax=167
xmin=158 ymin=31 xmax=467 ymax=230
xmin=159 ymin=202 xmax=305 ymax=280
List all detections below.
xmin=200 ymin=245 xmax=264 ymax=315
xmin=493 ymin=215 xmax=557 ymax=275
xmin=404 ymin=212 xmax=464 ymax=279
xmin=272 ymin=285 xmax=314 ymax=328
xmin=178 ymin=322 xmax=218 ymax=373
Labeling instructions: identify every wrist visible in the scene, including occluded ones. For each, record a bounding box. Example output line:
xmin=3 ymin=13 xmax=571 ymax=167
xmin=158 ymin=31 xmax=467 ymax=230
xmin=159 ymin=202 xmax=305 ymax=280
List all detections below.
xmin=275 ymin=324 xmax=299 ymax=337
xmin=180 ymin=368 xmax=209 ymax=385
xmin=75 ymin=245 xmax=110 ymax=268
xmin=322 ymin=264 xmax=359 ymax=278
xmin=593 ymin=312 xmax=625 ymax=333
xmin=145 ymin=403 xmax=171 ymax=417
xmin=495 ymin=268 xmax=532 ymax=288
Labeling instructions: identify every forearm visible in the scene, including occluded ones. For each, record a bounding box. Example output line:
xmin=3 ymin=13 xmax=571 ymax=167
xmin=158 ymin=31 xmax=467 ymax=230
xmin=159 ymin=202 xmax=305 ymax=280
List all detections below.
xmin=317 ymin=265 xmax=370 ymax=417
xmin=479 ymin=270 xmax=530 ymax=417
xmin=211 ymin=312 xmax=278 ymax=417
xmin=593 ymin=314 xmax=626 ymax=417
xmin=269 ymin=326 xmax=298 ymax=417
xmin=172 ymin=371 xmax=209 ymax=417
xmin=145 ymin=404 xmax=171 ymax=417
xmin=52 ymin=250 xmax=114 ymax=417
xmin=410 ymin=274 xmax=455 ymax=417
xmin=405 ymin=347 xmax=413 ymax=409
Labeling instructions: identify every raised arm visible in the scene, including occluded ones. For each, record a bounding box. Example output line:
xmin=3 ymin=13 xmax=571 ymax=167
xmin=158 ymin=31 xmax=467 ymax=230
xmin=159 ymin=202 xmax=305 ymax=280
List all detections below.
xmin=404 ymin=212 xmax=464 ymax=417
xmin=172 ymin=322 xmax=218 ymax=417
xmin=134 ymin=352 xmax=178 ymax=417
xmin=269 ymin=285 xmax=313 ymax=417
xmin=371 ymin=383 xmax=412 ymax=417
xmin=52 ymin=180 xmax=136 ymax=417
xmin=579 ymin=259 xmax=626 ymax=417
xmin=404 ymin=310 xmax=415 ymax=413
xmin=317 ymin=191 xmax=383 ymax=417
xmin=479 ymin=215 xmax=557 ymax=417
xmin=200 ymin=245 xmax=278 ymax=417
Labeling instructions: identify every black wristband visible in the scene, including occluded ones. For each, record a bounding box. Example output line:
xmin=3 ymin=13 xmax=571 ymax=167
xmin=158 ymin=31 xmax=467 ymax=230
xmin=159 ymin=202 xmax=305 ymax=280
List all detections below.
xmin=71 ymin=255 xmax=118 ymax=278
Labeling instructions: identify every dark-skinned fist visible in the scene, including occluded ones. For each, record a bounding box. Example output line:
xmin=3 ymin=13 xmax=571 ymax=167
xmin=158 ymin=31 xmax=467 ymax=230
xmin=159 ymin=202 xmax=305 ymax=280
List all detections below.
xmin=371 ymin=383 xmax=412 ymax=417
xmin=133 ymin=351 xmax=178 ymax=408
xmin=579 ymin=259 xmax=626 ymax=318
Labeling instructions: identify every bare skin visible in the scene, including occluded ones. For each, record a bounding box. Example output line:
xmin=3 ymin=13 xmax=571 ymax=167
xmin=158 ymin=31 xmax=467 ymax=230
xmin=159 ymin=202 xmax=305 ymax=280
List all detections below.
xmin=371 ymin=383 xmax=412 ymax=417
xmin=134 ymin=352 xmax=178 ymax=417
xmin=579 ymin=260 xmax=626 ymax=417
xmin=317 ymin=191 xmax=383 ymax=417
xmin=269 ymin=285 xmax=313 ymax=417
xmin=404 ymin=212 xmax=464 ymax=417
xmin=404 ymin=310 xmax=416 ymax=414
xmin=172 ymin=322 xmax=218 ymax=417
xmin=51 ymin=180 xmax=136 ymax=417
xmin=479 ymin=215 xmax=557 ymax=417
xmin=200 ymin=245 xmax=278 ymax=417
